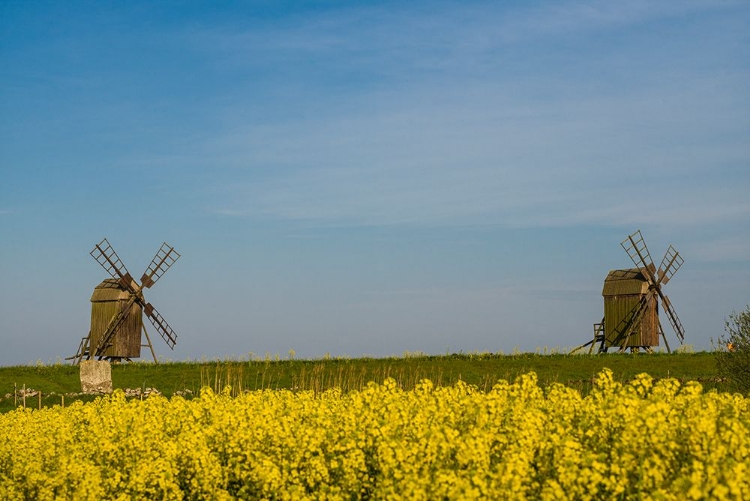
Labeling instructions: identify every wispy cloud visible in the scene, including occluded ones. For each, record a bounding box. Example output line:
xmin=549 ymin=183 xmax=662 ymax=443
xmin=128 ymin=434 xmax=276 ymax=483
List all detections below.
xmin=685 ymin=235 xmax=750 ymax=263
xmin=200 ymin=0 xmax=739 ymax=77
xmin=361 ymin=283 xmax=598 ymax=301
xmin=493 ymin=0 xmax=740 ymax=41
xmin=207 ymin=74 xmax=749 ymax=228
xmin=211 ymin=208 xmax=248 ymax=217
xmin=184 ymin=0 xmax=750 ymax=230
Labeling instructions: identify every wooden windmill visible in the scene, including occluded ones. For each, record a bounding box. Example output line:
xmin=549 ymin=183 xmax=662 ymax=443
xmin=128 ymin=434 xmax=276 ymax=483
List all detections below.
xmin=70 ymin=238 xmax=180 ymax=364
xmin=576 ymin=230 xmax=685 ymax=354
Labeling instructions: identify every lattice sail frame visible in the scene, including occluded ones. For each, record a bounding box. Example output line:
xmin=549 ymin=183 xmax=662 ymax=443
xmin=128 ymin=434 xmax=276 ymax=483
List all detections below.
xmin=141 ymin=242 xmax=181 ymax=289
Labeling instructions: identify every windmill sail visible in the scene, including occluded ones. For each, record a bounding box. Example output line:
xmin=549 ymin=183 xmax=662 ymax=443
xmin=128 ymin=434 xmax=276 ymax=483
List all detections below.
xmin=143 ymin=303 xmax=178 ymax=349
xmin=661 ymin=294 xmax=685 ymax=342
xmin=141 ymin=242 xmax=181 ymax=288
xmin=90 ymin=238 xmax=135 ymax=291
xmin=621 ymin=230 xmax=658 ymax=284
xmin=656 ymin=245 xmax=683 ymax=286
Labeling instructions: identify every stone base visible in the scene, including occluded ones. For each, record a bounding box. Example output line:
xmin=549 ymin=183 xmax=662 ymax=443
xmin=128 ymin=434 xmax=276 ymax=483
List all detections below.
xmin=80 ymin=360 xmax=113 ymax=394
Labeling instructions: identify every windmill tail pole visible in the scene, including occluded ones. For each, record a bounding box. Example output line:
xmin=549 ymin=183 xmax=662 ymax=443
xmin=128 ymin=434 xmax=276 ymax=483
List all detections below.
xmin=659 ymin=322 xmax=672 ymax=354
xmin=569 ymin=339 xmax=595 ymax=355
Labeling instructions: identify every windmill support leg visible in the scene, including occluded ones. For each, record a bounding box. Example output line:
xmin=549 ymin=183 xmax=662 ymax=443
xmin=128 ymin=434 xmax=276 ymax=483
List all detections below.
xmin=659 ymin=324 xmax=672 ymax=354
xmin=142 ymin=325 xmax=158 ymax=364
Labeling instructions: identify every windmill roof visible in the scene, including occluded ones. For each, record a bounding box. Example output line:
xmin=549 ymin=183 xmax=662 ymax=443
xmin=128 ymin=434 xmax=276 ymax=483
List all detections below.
xmin=602 ymin=268 xmax=650 ymax=296
xmin=90 ymin=279 xmax=130 ymax=302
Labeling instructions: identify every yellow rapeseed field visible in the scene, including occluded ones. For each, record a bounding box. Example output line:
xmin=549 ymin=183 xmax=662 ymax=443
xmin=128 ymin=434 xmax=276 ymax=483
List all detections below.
xmin=1 ymin=370 xmax=748 ymax=500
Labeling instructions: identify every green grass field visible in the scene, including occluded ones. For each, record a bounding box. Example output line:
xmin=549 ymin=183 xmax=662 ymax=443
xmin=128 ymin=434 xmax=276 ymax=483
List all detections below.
xmin=0 ymin=351 xmax=725 ymax=413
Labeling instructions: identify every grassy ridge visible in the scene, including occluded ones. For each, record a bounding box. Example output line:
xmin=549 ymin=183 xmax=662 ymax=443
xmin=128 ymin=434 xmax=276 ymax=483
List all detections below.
xmin=0 ymin=351 xmax=724 ymax=413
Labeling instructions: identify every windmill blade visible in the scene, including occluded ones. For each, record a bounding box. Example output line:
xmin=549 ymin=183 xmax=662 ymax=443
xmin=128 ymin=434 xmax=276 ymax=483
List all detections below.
xmin=90 ymin=238 xmax=135 ymax=290
xmin=661 ymin=294 xmax=685 ymax=342
xmin=656 ymin=245 xmax=683 ymax=286
xmin=621 ymin=230 xmax=658 ymax=284
xmin=143 ymin=303 xmax=177 ymax=349
xmin=140 ymin=243 xmax=181 ymax=288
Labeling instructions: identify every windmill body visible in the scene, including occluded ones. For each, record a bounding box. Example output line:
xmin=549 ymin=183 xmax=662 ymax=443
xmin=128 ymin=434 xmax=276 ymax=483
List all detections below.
xmin=90 ymin=279 xmax=144 ymax=359
xmin=70 ymin=238 xmax=180 ymax=364
xmin=602 ymin=268 xmax=659 ymax=349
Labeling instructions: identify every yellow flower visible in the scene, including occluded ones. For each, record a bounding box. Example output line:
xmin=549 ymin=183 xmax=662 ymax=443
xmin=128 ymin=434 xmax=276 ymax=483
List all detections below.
xmin=0 ymin=371 xmax=748 ymax=499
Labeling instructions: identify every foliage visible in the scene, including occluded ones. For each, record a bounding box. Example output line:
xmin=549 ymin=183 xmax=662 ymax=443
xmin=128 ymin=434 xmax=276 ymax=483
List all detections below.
xmin=1 ymin=370 xmax=749 ymax=500
xmin=717 ymin=305 xmax=750 ymax=394
xmin=0 ymin=351 xmax=728 ymax=413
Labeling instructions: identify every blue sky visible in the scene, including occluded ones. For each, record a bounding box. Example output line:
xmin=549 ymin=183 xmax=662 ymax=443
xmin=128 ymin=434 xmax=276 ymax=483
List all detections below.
xmin=1 ymin=0 xmax=748 ymax=366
